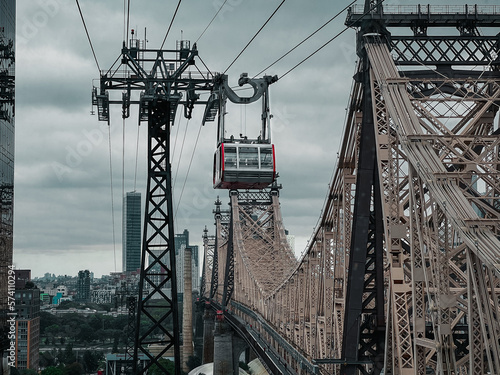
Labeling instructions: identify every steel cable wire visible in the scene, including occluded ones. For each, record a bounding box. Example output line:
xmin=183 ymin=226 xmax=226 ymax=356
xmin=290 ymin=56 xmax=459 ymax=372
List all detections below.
xmin=223 ymin=0 xmax=287 ymax=74
xmin=196 ymin=0 xmax=229 ymax=44
xmin=160 ymin=0 xmax=183 ymax=49
xmin=254 ymin=0 xmax=355 ymax=78
xmin=75 ymin=0 xmax=101 ymax=72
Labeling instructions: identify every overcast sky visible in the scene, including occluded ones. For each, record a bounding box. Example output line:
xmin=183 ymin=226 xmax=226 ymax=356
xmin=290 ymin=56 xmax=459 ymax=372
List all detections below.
xmin=12 ymin=0 xmax=492 ymax=278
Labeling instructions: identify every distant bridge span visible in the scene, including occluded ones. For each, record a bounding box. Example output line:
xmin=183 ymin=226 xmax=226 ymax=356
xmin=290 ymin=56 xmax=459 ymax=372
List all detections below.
xmin=200 ymin=3 xmax=500 ymax=375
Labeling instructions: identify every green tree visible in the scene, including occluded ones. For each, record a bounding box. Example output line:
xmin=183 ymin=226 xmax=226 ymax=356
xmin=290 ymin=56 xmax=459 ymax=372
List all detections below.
xmin=40 ymin=311 xmax=59 ymax=333
xmin=76 ymin=323 xmax=96 ymax=344
xmin=88 ymin=315 xmax=103 ymax=331
xmin=64 ymin=362 xmax=83 ymax=375
xmin=112 ymin=337 xmax=119 ymax=353
xmin=62 ymin=343 xmax=76 ymax=365
xmin=82 ymin=351 xmax=103 ymax=373
xmin=41 ymin=367 xmax=64 ymax=375
xmin=46 ymin=324 xmax=60 ymax=338
xmin=57 ymin=301 xmax=80 ymax=310
xmin=19 ymin=369 xmax=38 ymax=375
xmin=25 ymin=281 xmax=36 ymax=289
xmin=148 ymin=359 xmax=178 ymax=375
xmin=39 ymin=351 xmax=57 ymax=368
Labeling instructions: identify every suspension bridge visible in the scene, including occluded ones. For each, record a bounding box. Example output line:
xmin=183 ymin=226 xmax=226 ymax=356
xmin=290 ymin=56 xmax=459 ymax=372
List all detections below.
xmin=197 ymin=3 xmax=500 ymax=375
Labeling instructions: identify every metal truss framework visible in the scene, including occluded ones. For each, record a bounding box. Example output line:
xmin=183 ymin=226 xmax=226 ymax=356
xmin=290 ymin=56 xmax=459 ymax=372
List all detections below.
xmin=93 ymin=38 xmax=214 ymax=375
xmin=201 ymin=4 xmax=500 ymax=375
xmin=200 ymin=227 xmax=216 ymax=300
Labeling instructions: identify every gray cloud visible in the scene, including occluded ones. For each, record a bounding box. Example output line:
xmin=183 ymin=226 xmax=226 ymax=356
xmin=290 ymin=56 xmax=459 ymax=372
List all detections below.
xmin=13 ymin=0 xmax=472 ymax=277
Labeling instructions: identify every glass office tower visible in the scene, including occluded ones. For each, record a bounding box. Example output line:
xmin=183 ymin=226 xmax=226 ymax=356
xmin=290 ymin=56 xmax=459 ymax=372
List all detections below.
xmin=0 ymin=1 xmax=15 ymax=374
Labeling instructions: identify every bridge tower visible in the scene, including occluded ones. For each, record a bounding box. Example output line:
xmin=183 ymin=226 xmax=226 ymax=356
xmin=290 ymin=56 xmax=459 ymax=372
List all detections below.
xmin=340 ymin=1 xmax=500 ymax=374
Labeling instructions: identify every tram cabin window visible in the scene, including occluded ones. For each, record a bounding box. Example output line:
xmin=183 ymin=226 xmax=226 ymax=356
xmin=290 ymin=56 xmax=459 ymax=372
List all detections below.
xmin=239 ymin=147 xmax=259 ymax=168
xmin=224 ymin=146 xmax=237 ymax=169
xmin=260 ymin=148 xmax=273 ymax=169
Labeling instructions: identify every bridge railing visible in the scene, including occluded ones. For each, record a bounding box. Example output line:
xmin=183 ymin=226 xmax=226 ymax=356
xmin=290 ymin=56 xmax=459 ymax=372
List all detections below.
xmin=349 ymin=4 xmax=500 ymax=15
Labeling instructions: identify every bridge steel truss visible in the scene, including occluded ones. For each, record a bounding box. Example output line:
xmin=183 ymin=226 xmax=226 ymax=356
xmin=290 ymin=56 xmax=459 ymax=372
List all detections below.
xmin=202 ymin=4 xmax=500 ymax=375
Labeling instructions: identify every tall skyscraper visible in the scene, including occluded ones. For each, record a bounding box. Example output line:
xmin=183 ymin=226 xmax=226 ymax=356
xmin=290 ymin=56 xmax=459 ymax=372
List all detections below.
xmin=14 ymin=271 xmax=39 ymax=371
xmin=122 ymin=191 xmax=141 ymax=272
xmin=0 ymin=1 xmax=15 ymax=374
xmin=76 ymin=270 xmax=91 ymax=302
xmin=174 ymin=229 xmax=200 ymax=298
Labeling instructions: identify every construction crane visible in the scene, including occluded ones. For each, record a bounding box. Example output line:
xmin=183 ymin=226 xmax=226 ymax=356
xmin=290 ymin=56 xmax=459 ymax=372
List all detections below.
xmin=92 ymin=31 xmax=276 ymax=374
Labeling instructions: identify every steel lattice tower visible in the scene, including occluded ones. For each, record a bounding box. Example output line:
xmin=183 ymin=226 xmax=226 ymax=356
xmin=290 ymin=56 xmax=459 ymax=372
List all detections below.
xmin=93 ymin=38 xmax=213 ymax=374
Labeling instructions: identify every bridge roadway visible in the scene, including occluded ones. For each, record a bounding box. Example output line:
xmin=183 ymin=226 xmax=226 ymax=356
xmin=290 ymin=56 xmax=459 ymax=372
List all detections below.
xmin=208 ymin=300 xmax=317 ymax=375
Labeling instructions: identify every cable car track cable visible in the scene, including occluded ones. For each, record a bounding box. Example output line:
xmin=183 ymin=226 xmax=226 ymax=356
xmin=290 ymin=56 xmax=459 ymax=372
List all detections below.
xmin=278 ymin=0 xmax=386 ymax=80
xmin=133 ymin=122 xmax=140 ymax=192
xmin=174 ymin=121 xmax=204 ymax=220
xmin=196 ymin=0 xmax=229 ymax=44
xmin=173 ymin=118 xmax=191 ymax=192
xmin=126 ymin=0 xmax=131 ymax=47
xmin=254 ymin=0 xmax=355 ymax=78
xmin=107 ymin=125 xmax=117 ymax=272
xmin=160 ymin=0 xmax=183 ymax=50
xmin=223 ymin=0 xmax=287 ymax=74
xmin=76 ymin=0 xmax=101 ymax=72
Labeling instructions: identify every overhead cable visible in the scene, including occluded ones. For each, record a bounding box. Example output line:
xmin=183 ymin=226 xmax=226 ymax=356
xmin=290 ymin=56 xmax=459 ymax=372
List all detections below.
xmin=196 ymin=0 xmax=229 ymax=44
xmin=107 ymin=125 xmax=117 ymax=272
xmin=279 ymin=0 xmax=386 ymax=80
xmin=254 ymin=0 xmax=356 ymax=78
xmin=224 ymin=0 xmax=287 ymax=74
xmin=174 ymin=121 xmax=204 ymax=220
xmin=133 ymin=123 xmax=140 ymax=192
xmin=173 ymin=118 xmax=190 ymax=191
xmin=125 ymin=0 xmax=131 ymax=47
xmin=75 ymin=0 xmax=101 ymax=72
xmin=160 ymin=0 xmax=183 ymax=50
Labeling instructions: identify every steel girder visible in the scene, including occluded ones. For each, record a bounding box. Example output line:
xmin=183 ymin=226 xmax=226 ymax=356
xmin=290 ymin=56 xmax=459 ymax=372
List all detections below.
xmin=366 ymin=38 xmax=500 ymax=374
xmin=341 ymin=55 xmax=385 ymax=375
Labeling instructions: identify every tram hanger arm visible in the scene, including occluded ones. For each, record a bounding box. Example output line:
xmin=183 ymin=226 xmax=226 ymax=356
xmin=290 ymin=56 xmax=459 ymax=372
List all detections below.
xmin=217 ymin=73 xmax=278 ymax=104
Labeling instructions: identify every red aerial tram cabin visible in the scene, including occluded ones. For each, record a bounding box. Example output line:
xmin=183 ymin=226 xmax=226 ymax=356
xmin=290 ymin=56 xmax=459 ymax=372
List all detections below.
xmin=204 ymin=73 xmax=279 ymax=190
xmin=213 ymin=142 xmax=276 ymax=189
